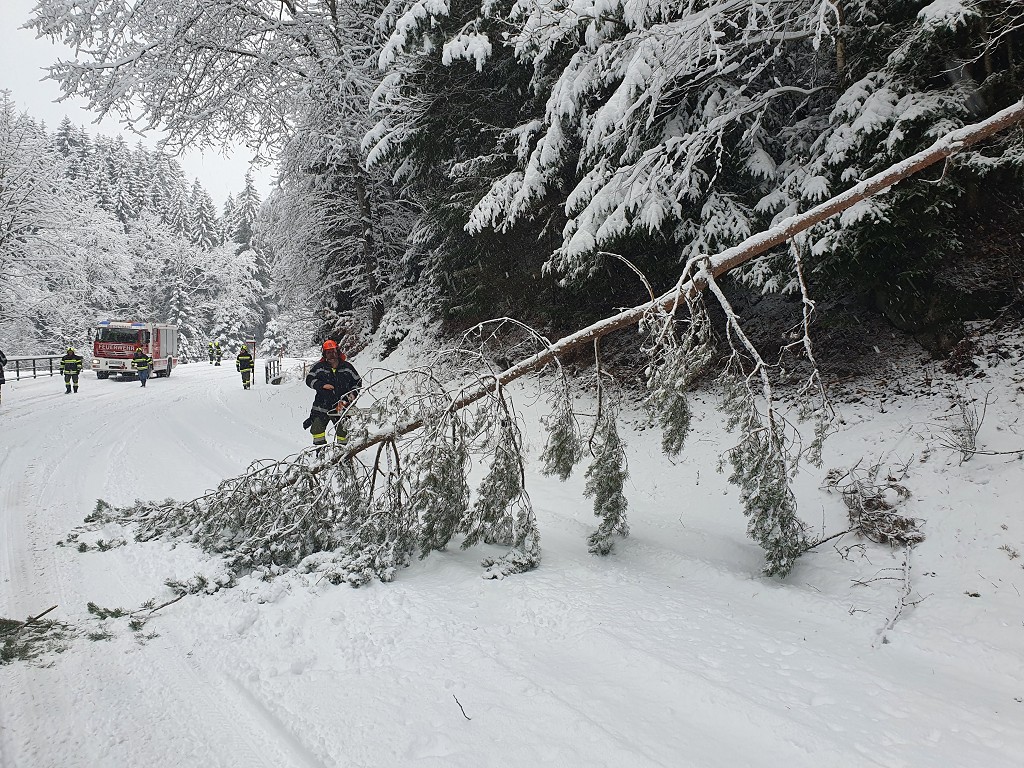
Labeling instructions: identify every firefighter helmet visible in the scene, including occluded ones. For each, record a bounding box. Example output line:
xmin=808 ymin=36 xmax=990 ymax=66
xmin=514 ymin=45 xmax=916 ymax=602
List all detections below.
xmin=322 ymin=340 xmax=339 ymax=352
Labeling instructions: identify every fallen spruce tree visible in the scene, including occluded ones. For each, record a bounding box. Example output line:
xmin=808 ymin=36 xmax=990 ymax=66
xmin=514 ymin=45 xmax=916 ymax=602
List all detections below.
xmin=88 ymin=101 xmax=1024 ymax=585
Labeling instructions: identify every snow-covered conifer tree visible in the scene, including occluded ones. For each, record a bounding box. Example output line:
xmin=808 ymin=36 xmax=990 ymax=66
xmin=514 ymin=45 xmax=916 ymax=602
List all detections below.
xmin=163 ymin=184 xmax=191 ymax=238
xmin=189 ymin=180 xmax=220 ymax=250
xmin=207 ymin=244 xmax=262 ymax=355
xmin=113 ymin=177 xmax=138 ymax=227
xmin=130 ymin=142 xmax=153 ymax=214
xmin=52 ymin=117 xmax=84 ymax=180
xmin=257 ymin=318 xmax=286 ymax=357
xmin=220 ymin=193 xmax=237 ymax=246
xmin=233 ymin=172 xmax=261 ymax=248
xmin=166 ymin=281 xmax=209 ymax=363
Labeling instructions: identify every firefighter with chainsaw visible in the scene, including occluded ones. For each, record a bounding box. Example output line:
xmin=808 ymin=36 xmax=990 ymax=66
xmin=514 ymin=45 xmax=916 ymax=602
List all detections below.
xmin=236 ymin=345 xmax=254 ymax=390
xmin=303 ymin=340 xmax=361 ymax=445
xmin=61 ymin=346 xmax=84 ymax=394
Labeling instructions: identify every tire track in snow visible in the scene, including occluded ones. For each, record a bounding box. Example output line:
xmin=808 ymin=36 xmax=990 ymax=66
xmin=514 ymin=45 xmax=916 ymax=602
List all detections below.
xmin=86 ymin=364 xmax=333 ymax=768
xmin=0 ymin=363 xmax=324 ymax=768
xmin=224 ymin=672 xmax=334 ymax=768
xmin=0 ymin=413 xmax=106 ymax=767
xmin=153 ymin=363 xmax=301 ymax=488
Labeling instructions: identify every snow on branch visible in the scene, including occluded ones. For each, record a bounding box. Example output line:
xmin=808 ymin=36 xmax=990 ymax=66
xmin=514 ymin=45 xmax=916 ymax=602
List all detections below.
xmin=442 ymin=32 xmax=494 ymax=70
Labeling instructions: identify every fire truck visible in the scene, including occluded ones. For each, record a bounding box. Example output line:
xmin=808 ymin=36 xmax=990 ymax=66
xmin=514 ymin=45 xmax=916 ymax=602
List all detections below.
xmin=92 ymin=320 xmax=179 ymax=380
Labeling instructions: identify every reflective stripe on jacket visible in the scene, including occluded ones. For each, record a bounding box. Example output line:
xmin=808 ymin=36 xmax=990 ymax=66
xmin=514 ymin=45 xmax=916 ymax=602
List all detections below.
xmin=60 ymin=353 xmax=84 ymax=375
xmin=305 ymin=358 xmax=361 ymax=415
xmin=132 ymin=352 xmax=153 ymax=371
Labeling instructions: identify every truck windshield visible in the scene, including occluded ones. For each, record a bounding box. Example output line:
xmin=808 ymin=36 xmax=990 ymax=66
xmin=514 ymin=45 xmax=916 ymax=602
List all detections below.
xmin=98 ymin=328 xmax=147 ymax=344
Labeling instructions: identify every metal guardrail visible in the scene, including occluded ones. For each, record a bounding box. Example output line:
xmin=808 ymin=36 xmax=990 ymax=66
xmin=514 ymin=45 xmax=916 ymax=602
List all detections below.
xmin=265 ymin=357 xmax=282 ymax=384
xmin=3 ymin=355 xmax=66 ymax=380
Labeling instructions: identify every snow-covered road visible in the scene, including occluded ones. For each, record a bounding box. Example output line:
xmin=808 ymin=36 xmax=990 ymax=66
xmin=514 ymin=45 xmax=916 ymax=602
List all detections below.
xmin=1 ymin=362 xmax=312 ymax=767
xmin=2 ymin=358 xmax=1023 ymax=767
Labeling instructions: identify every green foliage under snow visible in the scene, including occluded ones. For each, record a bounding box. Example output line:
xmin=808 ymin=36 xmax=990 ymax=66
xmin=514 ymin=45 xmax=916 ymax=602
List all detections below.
xmin=583 ymin=406 xmax=630 ymax=556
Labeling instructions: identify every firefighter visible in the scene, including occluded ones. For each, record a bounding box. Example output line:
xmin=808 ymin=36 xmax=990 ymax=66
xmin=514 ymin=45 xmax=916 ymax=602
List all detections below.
xmin=132 ymin=345 xmax=154 ymax=387
xmin=303 ymin=340 xmax=361 ymax=445
xmin=0 ymin=346 xmax=6 ymax=405
xmin=236 ymin=346 xmax=254 ymax=390
xmin=208 ymin=341 xmax=215 ymax=364
xmin=60 ymin=346 xmax=84 ymax=394
xmin=214 ymin=341 xmax=223 ymax=366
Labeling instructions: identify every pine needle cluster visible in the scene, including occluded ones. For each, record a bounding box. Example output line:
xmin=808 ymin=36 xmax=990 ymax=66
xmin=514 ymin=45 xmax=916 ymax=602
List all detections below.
xmin=720 ymin=370 xmax=808 ymax=577
xmin=114 ymin=446 xmax=366 ymax=573
xmin=415 ymin=415 xmax=472 ymax=556
xmin=463 ymin=414 xmax=541 ymax=578
xmin=583 ymin=405 xmax=630 ymax=555
xmin=643 ymin=298 xmax=714 ymax=458
xmin=90 ymin=362 xmax=544 ymax=586
xmin=540 ymin=380 xmax=584 ymax=480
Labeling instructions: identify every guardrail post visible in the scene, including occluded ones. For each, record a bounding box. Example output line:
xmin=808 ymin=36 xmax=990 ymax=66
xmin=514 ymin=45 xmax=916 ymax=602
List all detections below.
xmin=265 ymin=357 xmax=281 ymax=384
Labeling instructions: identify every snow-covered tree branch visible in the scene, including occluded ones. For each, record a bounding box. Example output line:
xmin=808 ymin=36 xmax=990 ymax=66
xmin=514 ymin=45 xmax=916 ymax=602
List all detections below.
xmin=94 ymin=100 xmax=1024 ymax=582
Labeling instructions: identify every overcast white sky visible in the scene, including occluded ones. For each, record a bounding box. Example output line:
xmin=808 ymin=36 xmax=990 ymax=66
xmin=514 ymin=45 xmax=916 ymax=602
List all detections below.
xmin=0 ymin=1 xmax=276 ymax=208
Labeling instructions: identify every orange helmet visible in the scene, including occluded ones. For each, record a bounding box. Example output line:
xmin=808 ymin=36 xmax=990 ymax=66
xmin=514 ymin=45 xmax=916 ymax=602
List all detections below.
xmin=322 ymin=340 xmax=338 ymax=352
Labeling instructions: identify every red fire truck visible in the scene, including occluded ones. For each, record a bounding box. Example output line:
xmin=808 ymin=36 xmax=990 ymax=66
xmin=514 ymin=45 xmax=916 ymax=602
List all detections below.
xmin=92 ymin=320 xmax=178 ymax=380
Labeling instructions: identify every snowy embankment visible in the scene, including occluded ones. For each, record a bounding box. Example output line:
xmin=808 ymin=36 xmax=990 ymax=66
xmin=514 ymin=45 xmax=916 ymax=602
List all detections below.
xmin=2 ymin=343 xmax=1023 ymax=768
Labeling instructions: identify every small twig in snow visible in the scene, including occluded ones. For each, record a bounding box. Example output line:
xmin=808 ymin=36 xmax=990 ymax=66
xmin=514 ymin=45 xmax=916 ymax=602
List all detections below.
xmin=805 ymin=527 xmax=855 ymax=552
xmin=453 ymin=694 xmax=472 ymax=721
xmin=0 ymin=605 xmax=59 ymax=636
xmin=875 ymin=545 xmax=922 ymax=646
xmin=130 ymin=594 xmax=185 ymax=617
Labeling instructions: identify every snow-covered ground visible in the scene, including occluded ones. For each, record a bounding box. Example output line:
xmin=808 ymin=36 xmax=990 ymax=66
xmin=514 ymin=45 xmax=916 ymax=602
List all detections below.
xmin=2 ymin=342 xmax=1024 ymax=767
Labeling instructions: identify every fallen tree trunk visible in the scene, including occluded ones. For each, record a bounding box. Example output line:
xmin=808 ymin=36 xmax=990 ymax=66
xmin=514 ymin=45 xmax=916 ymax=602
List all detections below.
xmin=108 ymin=102 xmax=1024 ymax=583
xmin=347 ymin=99 xmax=1024 ymax=457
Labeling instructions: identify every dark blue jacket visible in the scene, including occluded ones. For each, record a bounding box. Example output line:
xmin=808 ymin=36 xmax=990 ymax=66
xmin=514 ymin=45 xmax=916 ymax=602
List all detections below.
xmin=305 ymin=358 xmax=361 ymax=415
xmin=132 ymin=350 xmax=153 ymax=371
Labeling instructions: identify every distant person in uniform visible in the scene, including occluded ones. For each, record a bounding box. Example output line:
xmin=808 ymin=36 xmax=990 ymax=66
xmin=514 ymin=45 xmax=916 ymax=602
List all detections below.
xmin=60 ymin=346 xmax=84 ymax=394
xmin=208 ymin=341 xmax=215 ymax=364
xmin=236 ymin=346 xmax=254 ymax=390
xmin=303 ymin=340 xmax=361 ymax=445
xmin=133 ymin=346 xmax=153 ymax=387
xmin=0 ymin=347 xmax=6 ymax=405
xmin=214 ymin=341 xmax=223 ymax=366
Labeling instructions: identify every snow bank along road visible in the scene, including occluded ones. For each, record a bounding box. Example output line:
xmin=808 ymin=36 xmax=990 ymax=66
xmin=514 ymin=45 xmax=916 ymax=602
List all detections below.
xmin=2 ymin=359 xmax=1023 ymax=767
